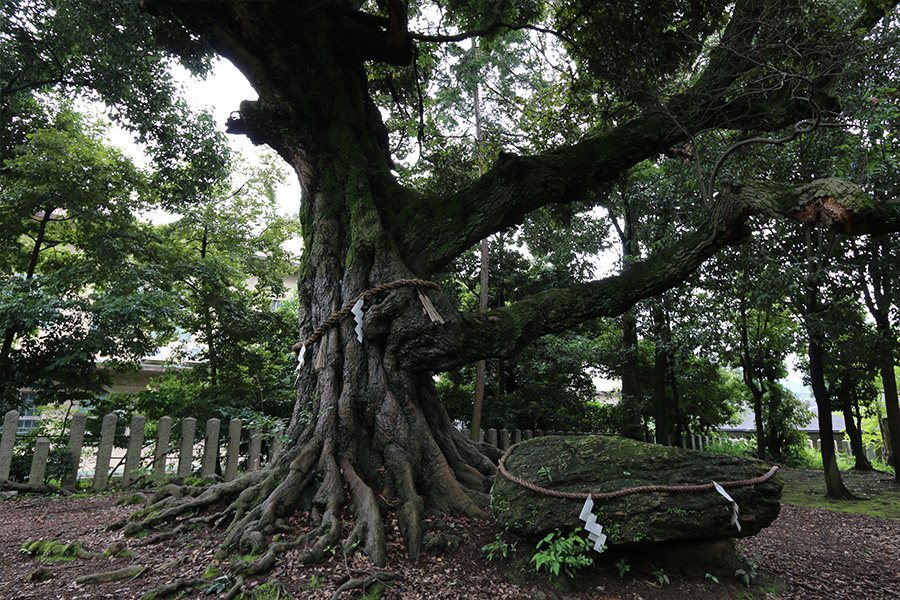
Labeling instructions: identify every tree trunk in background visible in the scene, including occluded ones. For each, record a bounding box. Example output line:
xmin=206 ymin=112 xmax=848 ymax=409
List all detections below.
xmin=861 ymin=238 xmax=900 ymax=480
xmin=738 ymin=301 xmax=768 ymax=460
xmin=880 ymin=416 xmax=894 ymax=468
xmin=809 ymin=333 xmax=855 ymax=499
xmin=618 ymin=201 xmax=645 ymax=440
xmin=840 ymin=392 xmax=872 ymax=470
xmin=651 ymin=302 xmax=670 ymax=444
xmin=877 ymin=355 xmax=900 ymax=477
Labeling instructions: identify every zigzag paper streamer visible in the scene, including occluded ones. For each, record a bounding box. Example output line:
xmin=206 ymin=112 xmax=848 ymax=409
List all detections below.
xmin=578 ymin=494 xmax=608 ymax=553
xmin=713 ymin=481 xmax=741 ymax=532
xmin=351 ymin=298 xmax=364 ymax=342
xmin=293 ymin=344 xmax=306 ymax=386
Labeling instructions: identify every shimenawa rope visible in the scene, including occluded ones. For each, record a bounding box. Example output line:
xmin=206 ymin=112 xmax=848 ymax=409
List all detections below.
xmin=291 ymin=278 xmax=440 ymax=354
xmin=497 ymin=441 xmax=780 ymax=501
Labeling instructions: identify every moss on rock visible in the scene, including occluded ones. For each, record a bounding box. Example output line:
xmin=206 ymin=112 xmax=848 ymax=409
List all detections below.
xmin=491 ymin=435 xmax=782 ymax=547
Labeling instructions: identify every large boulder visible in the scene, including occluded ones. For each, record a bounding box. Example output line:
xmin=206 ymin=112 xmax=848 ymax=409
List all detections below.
xmin=491 ymin=435 xmax=782 ymax=548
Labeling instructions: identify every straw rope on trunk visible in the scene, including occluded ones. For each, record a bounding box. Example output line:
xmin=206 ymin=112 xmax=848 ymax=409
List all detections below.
xmin=290 ymin=279 xmax=441 ymax=355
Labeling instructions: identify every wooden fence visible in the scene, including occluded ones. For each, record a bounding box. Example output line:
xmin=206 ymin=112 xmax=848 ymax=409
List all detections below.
xmin=0 ymin=410 xmax=282 ymax=491
xmin=1 ymin=410 xmax=863 ymax=492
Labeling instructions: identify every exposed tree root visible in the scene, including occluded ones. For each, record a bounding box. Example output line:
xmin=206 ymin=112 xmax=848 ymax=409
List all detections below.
xmin=330 ymin=572 xmax=400 ymax=600
xmin=2 ymin=480 xmax=72 ymax=496
xmin=124 ymin=348 xmax=500 ymax=599
xmin=138 ymin=577 xmax=209 ymax=599
xmin=74 ymin=564 xmax=148 ymax=584
xmin=20 ymin=539 xmax=141 ymax=561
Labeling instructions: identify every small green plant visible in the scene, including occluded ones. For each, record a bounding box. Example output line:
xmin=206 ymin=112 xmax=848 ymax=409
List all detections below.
xmin=305 ymin=574 xmax=324 ymax=590
xmin=537 ymin=466 xmax=552 ymax=482
xmin=735 ymin=567 xmax=755 ymax=586
xmin=735 ymin=550 xmax=760 ymax=586
xmin=531 ymin=530 xmax=592 ymax=578
xmin=705 ymin=572 xmax=720 ymax=584
xmin=206 ymin=575 xmax=231 ymax=594
xmin=651 ymin=568 xmax=670 ymax=586
xmin=482 ymin=533 xmax=516 ymax=561
xmin=615 ymin=558 xmax=631 ymax=578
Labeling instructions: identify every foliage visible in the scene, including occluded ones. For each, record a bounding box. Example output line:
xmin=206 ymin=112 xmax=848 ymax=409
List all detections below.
xmin=651 ymin=568 xmax=670 ymax=586
xmin=436 ymin=227 xmax=615 ymax=432
xmin=0 ymin=0 xmax=215 ymax=163
xmin=0 ymin=106 xmax=175 ymax=409
xmin=481 ymin=533 xmax=516 ymax=561
xmin=530 ymin=529 xmax=593 ymax=578
xmin=762 ymin=384 xmax=815 ymax=465
xmin=703 ymin=434 xmax=757 ymax=458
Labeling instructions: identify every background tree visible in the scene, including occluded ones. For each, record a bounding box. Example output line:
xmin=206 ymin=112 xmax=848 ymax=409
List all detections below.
xmin=0 ymin=107 xmax=174 ymax=410
xmin=91 ymin=153 xmax=301 ymax=428
xmin=702 ymin=227 xmax=798 ymax=461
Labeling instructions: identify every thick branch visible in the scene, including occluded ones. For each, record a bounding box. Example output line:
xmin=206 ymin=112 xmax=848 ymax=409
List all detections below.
xmin=402 ymin=178 xmax=900 ymax=371
xmin=396 ymin=114 xmax=686 ymax=275
xmin=393 ymin=0 xmax=848 ymax=275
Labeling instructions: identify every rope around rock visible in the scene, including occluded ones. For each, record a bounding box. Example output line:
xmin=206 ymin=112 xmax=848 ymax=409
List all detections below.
xmin=497 ymin=441 xmax=780 ymax=501
xmin=291 ymin=278 xmax=440 ymax=354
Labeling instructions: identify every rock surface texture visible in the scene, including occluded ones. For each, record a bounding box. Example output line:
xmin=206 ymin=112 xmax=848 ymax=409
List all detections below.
xmin=491 ymin=435 xmax=782 ymax=547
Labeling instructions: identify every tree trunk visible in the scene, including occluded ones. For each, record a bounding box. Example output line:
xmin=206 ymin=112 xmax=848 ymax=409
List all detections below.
xmin=651 ymin=303 xmax=670 ymax=445
xmin=877 ymin=355 xmax=900 ymax=478
xmin=618 ymin=201 xmax=646 ymax=441
xmin=880 ymin=416 xmax=894 ymax=468
xmin=808 ymin=332 xmax=855 ymax=499
xmin=837 ymin=385 xmax=872 ymax=470
xmin=739 ymin=301 xmax=768 ymax=460
xmin=861 ymin=238 xmax=900 ymax=479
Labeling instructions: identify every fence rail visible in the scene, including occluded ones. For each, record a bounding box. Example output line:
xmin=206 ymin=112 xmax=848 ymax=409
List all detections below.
xmin=1 ymin=409 xmax=866 ymax=492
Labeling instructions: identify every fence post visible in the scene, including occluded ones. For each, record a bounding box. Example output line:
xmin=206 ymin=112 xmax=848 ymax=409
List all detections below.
xmin=0 ymin=410 xmax=19 ymax=483
xmin=153 ymin=416 xmax=172 ymax=483
xmin=485 ymin=428 xmax=498 ymax=448
xmin=29 ymin=437 xmax=51 ymax=486
xmin=63 ymin=413 xmax=87 ymax=490
xmin=498 ymin=429 xmax=510 ymax=451
xmin=201 ymin=418 xmax=221 ymax=478
xmin=93 ymin=413 xmax=118 ymax=491
xmin=247 ymin=428 xmax=261 ymax=472
xmin=511 ymin=429 xmax=522 ymax=445
xmin=178 ymin=417 xmax=197 ymax=478
xmin=123 ymin=414 xmax=147 ymax=486
xmin=224 ymin=418 xmax=241 ymax=481
xmin=269 ymin=435 xmax=282 ymax=462
xmin=523 ymin=429 xmax=533 ymax=440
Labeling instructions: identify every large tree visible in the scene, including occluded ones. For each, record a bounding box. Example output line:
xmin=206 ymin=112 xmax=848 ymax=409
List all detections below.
xmin=119 ymin=0 xmax=900 ymax=572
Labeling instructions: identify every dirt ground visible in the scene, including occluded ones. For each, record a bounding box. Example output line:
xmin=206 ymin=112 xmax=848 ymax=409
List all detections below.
xmin=1 ymin=469 xmax=898 ymax=600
